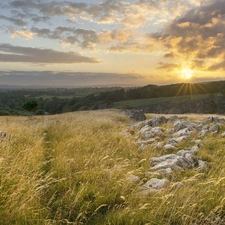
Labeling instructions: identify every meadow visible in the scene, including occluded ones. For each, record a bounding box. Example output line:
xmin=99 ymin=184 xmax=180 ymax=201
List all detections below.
xmin=112 ymin=94 xmax=212 ymax=109
xmin=0 ymin=110 xmax=225 ymax=224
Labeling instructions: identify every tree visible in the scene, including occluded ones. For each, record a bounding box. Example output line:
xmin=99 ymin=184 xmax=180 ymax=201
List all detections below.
xmin=22 ymin=100 xmax=38 ymax=118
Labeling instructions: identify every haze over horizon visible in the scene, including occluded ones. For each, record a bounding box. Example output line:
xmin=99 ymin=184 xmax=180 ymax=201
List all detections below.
xmin=0 ymin=0 xmax=225 ymax=87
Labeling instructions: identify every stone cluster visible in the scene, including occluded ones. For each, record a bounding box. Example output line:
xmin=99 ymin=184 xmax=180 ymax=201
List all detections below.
xmin=128 ymin=115 xmax=224 ymax=194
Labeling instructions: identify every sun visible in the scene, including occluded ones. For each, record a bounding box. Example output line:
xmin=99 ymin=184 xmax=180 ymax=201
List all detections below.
xmin=181 ymin=68 xmax=193 ymax=79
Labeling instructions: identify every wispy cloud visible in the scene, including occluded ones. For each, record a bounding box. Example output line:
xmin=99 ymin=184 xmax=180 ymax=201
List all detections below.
xmin=0 ymin=44 xmax=99 ymax=64
xmin=0 ymin=71 xmax=144 ymax=87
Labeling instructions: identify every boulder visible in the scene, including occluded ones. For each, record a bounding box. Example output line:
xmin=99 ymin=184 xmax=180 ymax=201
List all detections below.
xmin=172 ymin=128 xmax=193 ymax=137
xmin=147 ymin=116 xmax=167 ymax=127
xmin=199 ymin=129 xmax=209 ymax=137
xmin=190 ymin=145 xmax=199 ymax=154
xmin=163 ymin=144 xmax=177 ymax=151
xmin=167 ymin=138 xmax=178 ymax=146
xmin=139 ymin=178 xmax=169 ymax=194
xmin=150 ymin=153 xmax=199 ymax=171
xmin=167 ymin=115 xmax=179 ymax=122
xmin=198 ymin=160 xmax=208 ymax=169
xmin=153 ymin=141 xmax=164 ymax=150
xmin=174 ymin=120 xmax=187 ymax=132
xmin=128 ymin=110 xmax=146 ymax=121
xmin=136 ymin=138 xmax=156 ymax=146
xmin=174 ymin=136 xmax=188 ymax=143
xmin=209 ymin=124 xmax=220 ymax=133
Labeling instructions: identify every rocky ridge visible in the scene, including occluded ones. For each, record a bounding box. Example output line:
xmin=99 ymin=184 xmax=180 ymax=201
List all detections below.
xmin=127 ymin=114 xmax=224 ymax=195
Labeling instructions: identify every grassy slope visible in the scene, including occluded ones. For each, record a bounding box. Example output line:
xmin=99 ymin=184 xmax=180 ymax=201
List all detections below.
xmin=113 ymin=94 xmax=213 ymax=109
xmin=0 ymin=110 xmax=225 ymax=225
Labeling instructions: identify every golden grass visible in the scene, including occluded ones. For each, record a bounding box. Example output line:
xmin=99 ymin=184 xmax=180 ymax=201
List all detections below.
xmin=0 ymin=110 xmax=225 ymax=224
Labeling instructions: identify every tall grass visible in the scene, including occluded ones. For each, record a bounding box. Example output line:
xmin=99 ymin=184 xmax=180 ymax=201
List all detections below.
xmin=0 ymin=110 xmax=225 ymax=224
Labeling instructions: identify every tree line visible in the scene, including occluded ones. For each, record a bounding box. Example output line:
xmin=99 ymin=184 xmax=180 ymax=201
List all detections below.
xmin=1 ymin=81 xmax=225 ymax=115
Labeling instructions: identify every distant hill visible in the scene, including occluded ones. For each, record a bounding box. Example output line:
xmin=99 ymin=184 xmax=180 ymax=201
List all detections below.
xmin=1 ymin=80 xmax=225 ymax=115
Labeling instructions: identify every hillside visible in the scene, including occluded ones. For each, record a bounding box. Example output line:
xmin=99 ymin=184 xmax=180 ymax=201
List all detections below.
xmin=1 ymin=80 xmax=225 ymax=116
xmin=0 ymin=110 xmax=225 ymax=224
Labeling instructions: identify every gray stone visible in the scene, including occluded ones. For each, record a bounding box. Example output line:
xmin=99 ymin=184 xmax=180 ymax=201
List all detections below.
xmin=174 ymin=136 xmax=188 ymax=143
xmin=174 ymin=120 xmax=187 ymax=132
xmin=172 ymin=128 xmax=193 ymax=137
xmin=198 ymin=160 xmax=208 ymax=169
xmin=168 ymin=115 xmax=179 ymax=122
xmin=167 ymin=138 xmax=178 ymax=146
xmin=204 ymin=116 xmax=219 ymax=123
xmin=199 ymin=129 xmax=208 ymax=137
xmin=153 ymin=141 xmax=164 ymax=150
xmin=138 ymin=144 xmax=148 ymax=150
xmin=147 ymin=116 xmax=167 ymax=127
xmin=163 ymin=144 xmax=177 ymax=151
xmin=177 ymin=149 xmax=191 ymax=156
xmin=130 ymin=121 xmax=146 ymax=130
xmin=209 ymin=124 xmax=220 ymax=133
xmin=190 ymin=145 xmax=199 ymax=154
xmin=150 ymin=127 xmax=165 ymax=137
xmin=128 ymin=110 xmax=146 ymax=121
xmin=139 ymin=178 xmax=169 ymax=194
xmin=136 ymin=138 xmax=156 ymax=146
xmin=156 ymin=168 xmax=173 ymax=174
xmin=150 ymin=153 xmax=199 ymax=171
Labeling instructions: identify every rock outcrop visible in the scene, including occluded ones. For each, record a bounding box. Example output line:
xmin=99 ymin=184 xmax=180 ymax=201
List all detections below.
xmin=129 ymin=115 xmax=223 ymax=194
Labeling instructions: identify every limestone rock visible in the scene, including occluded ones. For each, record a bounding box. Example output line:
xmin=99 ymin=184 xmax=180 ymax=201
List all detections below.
xmin=168 ymin=115 xmax=179 ymax=122
xmin=163 ymin=144 xmax=177 ymax=151
xmin=136 ymin=138 xmax=156 ymax=146
xmin=209 ymin=124 xmax=220 ymax=133
xmin=147 ymin=116 xmax=167 ymax=127
xmin=150 ymin=153 xmax=199 ymax=171
xmin=190 ymin=145 xmax=199 ymax=154
xmin=139 ymin=178 xmax=169 ymax=194
xmin=128 ymin=110 xmax=146 ymax=121
xmin=174 ymin=120 xmax=187 ymax=132
xmin=198 ymin=160 xmax=208 ymax=169
xmin=174 ymin=136 xmax=188 ymax=143
xmin=172 ymin=128 xmax=193 ymax=138
xmin=156 ymin=168 xmax=173 ymax=174
xmin=153 ymin=141 xmax=164 ymax=150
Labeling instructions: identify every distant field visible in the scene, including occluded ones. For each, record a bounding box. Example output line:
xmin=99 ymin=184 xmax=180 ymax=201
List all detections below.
xmin=113 ymin=94 xmax=213 ymax=109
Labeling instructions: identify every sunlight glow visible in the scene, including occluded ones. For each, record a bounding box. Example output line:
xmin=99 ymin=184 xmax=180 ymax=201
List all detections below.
xmin=181 ymin=68 xmax=193 ymax=79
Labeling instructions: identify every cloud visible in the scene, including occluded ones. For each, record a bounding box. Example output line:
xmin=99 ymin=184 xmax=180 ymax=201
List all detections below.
xmin=149 ymin=0 xmax=225 ymax=71
xmin=9 ymin=28 xmax=34 ymax=40
xmin=30 ymin=26 xmax=99 ymax=49
xmin=208 ymin=60 xmax=225 ymax=71
xmin=0 ymin=14 xmax=26 ymax=26
xmin=0 ymin=71 xmax=144 ymax=87
xmin=7 ymin=0 xmax=165 ymax=27
xmin=156 ymin=63 xmax=181 ymax=72
xmin=0 ymin=44 xmax=99 ymax=64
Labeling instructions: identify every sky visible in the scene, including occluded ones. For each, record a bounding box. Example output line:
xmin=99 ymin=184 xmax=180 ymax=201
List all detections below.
xmin=0 ymin=0 xmax=225 ymax=87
